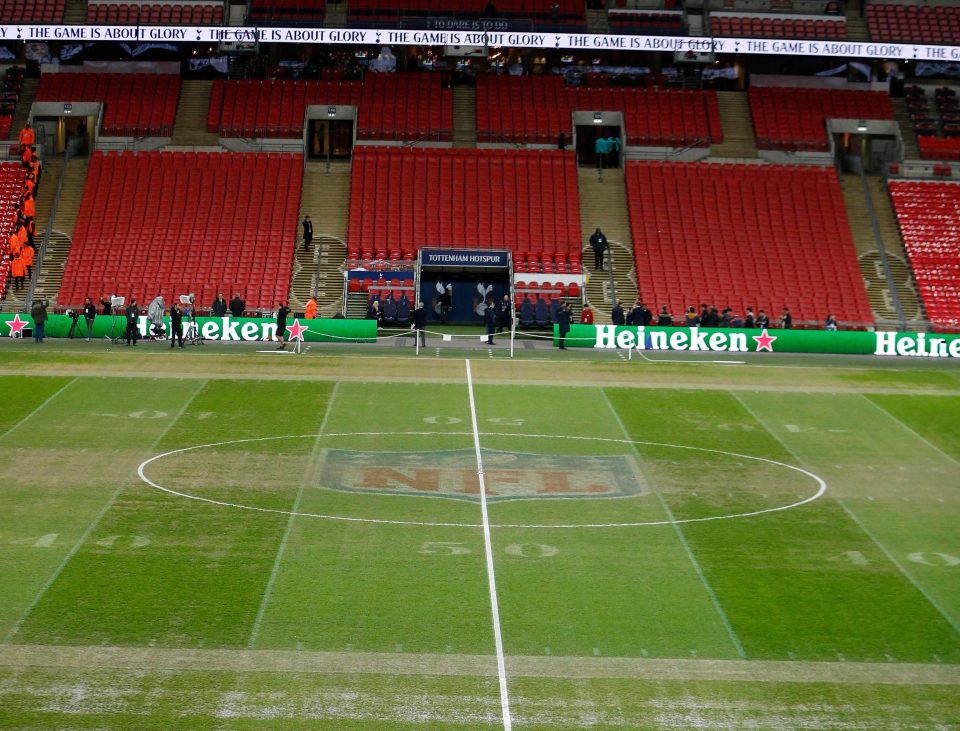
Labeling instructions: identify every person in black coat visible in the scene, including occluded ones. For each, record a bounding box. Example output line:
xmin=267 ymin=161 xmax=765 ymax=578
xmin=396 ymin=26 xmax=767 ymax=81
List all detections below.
xmin=413 ymin=300 xmax=427 ymax=347
xmin=656 ymin=306 xmax=672 ymax=326
xmin=229 ymin=293 xmax=245 ymax=318
xmin=611 ymin=300 xmax=625 ymax=326
xmin=589 ymin=228 xmax=608 ymax=271
xmin=275 ymin=302 xmax=291 ymax=349
xmin=556 ymin=302 xmax=572 ymax=350
xmin=211 ymin=293 xmax=228 ymax=317
xmin=302 ymin=216 xmax=313 ymax=251
xmin=756 ymin=310 xmax=770 ymax=329
xmin=169 ymin=302 xmax=184 ymax=348
xmin=497 ymin=294 xmax=511 ymax=334
xmin=83 ymin=297 xmax=97 ymax=340
xmin=484 ymin=298 xmax=498 ymax=344
xmin=124 ymin=299 xmax=139 ymax=345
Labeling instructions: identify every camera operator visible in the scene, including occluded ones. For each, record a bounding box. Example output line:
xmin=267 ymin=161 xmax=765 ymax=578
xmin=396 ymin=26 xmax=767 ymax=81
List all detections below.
xmin=83 ymin=297 xmax=96 ymax=340
xmin=99 ymin=295 xmax=112 ymax=316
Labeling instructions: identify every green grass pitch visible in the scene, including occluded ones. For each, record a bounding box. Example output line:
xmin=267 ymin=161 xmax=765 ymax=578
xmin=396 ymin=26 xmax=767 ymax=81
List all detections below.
xmin=0 ymin=343 xmax=958 ymax=729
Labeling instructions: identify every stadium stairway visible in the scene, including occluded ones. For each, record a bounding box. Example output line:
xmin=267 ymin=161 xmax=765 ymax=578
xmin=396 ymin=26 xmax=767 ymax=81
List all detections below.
xmin=586 ymin=7 xmax=609 ymax=34
xmin=10 ymin=78 xmax=39 ymax=142
xmin=324 ymin=1 xmax=346 ymax=27
xmin=169 ymin=80 xmax=219 ymax=147
xmin=30 ymin=156 xmax=89 ymax=306
xmin=845 ymin=4 xmax=869 ymax=42
xmin=62 ymin=0 xmax=87 ymax=23
xmin=892 ymin=97 xmax=921 ymax=160
xmin=288 ymin=160 xmax=350 ymax=315
xmin=709 ymin=92 xmax=758 ymax=159
xmin=578 ymin=167 xmax=638 ymax=323
xmin=452 ymin=87 xmax=477 ymax=149
xmin=841 ymin=174 xmax=926 ymax=327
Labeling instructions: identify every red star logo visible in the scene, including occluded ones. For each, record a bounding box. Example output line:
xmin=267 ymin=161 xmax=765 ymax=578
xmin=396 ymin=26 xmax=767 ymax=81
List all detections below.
xmin=286 ymin=318 xmax=308 ymax=342
xmin=5 ymin=313 xmax=28 ymax=337
xmin=752 ymin=328 xmax=778 ymax=352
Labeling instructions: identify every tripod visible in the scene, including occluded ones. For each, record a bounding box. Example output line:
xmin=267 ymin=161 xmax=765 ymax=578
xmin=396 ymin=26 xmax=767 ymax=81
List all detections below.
xmin=183 ymin=308 xmax=204 ymax=345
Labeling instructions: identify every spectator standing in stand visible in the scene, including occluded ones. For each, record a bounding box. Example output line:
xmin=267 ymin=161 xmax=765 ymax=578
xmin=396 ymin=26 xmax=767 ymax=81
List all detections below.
xmin=229 ymin=292 xmax=245 ymax=317
xmin=302 ymin=216 xmax=313 ymax=251
xmin=780 ymin=306 xmax=793 ymax=329
xmin=589 ymin=227 xmax=608 ymax=271
xmin=211 ymin=292 xmax=228 ymax=317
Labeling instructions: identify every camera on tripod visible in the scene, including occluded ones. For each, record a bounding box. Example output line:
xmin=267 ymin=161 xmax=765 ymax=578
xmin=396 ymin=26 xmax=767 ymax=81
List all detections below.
xmin=65 ymin=308 xmax=81 ymax=338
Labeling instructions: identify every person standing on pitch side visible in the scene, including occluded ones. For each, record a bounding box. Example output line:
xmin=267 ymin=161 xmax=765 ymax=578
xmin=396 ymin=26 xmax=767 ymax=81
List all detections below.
xmin=557 ymin=301 xmax=572 ymax=350
xmin=275 ymin=302 xmax=291 ymax=349
xmin=83 ymin=297 xmax=97 ymax=340
xmin=169 ymin=301 xmax=184 ymax=348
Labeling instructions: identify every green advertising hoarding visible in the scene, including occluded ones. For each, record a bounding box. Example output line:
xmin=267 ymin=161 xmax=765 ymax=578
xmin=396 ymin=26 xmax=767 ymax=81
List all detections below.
xmin=0 ymin=313 xmax=376 ymax=343
xmin=555 ymin=324 xmax=960 ymax=359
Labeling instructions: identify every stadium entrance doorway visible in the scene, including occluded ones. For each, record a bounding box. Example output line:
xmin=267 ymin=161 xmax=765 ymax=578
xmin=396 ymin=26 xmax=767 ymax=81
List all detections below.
xmin=305 ymin=104 xmax=356 ymax=161
xmin=571 ymin=111 xmax=624 ymax=169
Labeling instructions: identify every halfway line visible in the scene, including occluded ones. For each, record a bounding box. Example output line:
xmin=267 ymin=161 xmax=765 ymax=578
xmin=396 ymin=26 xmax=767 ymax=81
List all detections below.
xmin=464 ymin=359 xmax=513 ymax=731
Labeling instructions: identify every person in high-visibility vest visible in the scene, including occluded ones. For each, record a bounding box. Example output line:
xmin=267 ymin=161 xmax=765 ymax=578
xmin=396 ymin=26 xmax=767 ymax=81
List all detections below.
xmin=20 ymin=241 xmax=34 ymax=280
xmin=18 ymin=122 xmax=34 ymax=152
xmin=22 ymin=193 xmax=35 ymax=221
xmin=10 ymin=254 xmax=25 ymax=290
xmin=305 ymin=297 xmax=317 ymax=319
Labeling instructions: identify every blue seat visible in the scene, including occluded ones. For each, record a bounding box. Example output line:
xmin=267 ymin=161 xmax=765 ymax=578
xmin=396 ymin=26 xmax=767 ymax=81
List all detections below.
xmin=520 ymin=297 xmax=535 ymax=326
xmin=535 ymin=297 xmax=550 ymax=327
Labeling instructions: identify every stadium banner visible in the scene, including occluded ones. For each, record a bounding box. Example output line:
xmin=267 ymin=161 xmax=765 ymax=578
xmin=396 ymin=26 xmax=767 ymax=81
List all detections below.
xmin=0 ymin=313 xmax=376 ymax=343
xmin=4 ymin=25 xmax=960 ymax=61
xmin=420 ymin=248 xmax=510 ymax=268
xmin=556 ymin=324 xmax=960 ymax=359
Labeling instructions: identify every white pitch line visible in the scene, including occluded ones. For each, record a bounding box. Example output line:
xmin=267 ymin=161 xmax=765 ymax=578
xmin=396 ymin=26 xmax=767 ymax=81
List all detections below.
xmin=3 ymin=380 xmax=206 ymax=644
xmin=860 ymin=395 xmax=960 ymax=467
xmin=731 ymin=391 xmax=960 ymax=638
xmin=0 ymin=377 xmax=77 ymax=440
xmin=599 ymin=389 xmax=746 ymax=659
xmin=248 ymin=382 xmax=341 ymax=649
xmin=464 ymin=360 xmax=512 ymax=731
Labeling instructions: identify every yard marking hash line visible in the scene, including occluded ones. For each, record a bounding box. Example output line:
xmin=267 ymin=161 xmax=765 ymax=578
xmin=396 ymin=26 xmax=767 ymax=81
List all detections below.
xmin=860 ymin=395 xmax=960 ymax=467
xmin=836 ymin=498 xmax=960 ymax=637
xmin=730 ymin=392 xmax=960 ymax=638
xmin=247 ymin=382 xmax=340 ymax=648
xmin=2 ymin=380 xmax=206 ymax=644
xmin=464 ymin=360 xmax=513 ymax=731
xmin=0 ymin=376 xmax=77 ymax=440
xmin=599 ymin=389 xmax=747 ymax=659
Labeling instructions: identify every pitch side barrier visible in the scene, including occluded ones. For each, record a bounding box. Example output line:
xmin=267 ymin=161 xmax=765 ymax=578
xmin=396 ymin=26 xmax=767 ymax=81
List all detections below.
xmin=0 ymin=313 xmax=376 ymax=343
xmin=555 ymin=324 xmax=960 ymax=359
xmin=6 ymin=24 xmax=960 ymax=61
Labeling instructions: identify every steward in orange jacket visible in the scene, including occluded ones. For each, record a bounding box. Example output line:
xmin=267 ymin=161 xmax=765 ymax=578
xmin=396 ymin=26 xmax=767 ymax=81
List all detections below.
xmin=18 ymin=123 xmax=34 ymax=151
xmin=10 ymin=254 xmax=25 ymax=290
xmin=20 ymin=241 xmax=34 ymax=278
xmin=305 ymin=297 xmax=317 ymax=319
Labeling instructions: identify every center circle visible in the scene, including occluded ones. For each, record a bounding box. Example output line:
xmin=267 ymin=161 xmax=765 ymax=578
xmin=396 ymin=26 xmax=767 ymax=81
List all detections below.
xmin=137 ymin=431 xmax=827 ymax=529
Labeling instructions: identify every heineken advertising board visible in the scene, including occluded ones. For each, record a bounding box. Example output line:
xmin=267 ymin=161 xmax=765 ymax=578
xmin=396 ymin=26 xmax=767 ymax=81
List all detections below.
xmin=0 ymin=313 xmax=376 ymax=343
xmin=557 ymin=324 xmax=960 ymax=359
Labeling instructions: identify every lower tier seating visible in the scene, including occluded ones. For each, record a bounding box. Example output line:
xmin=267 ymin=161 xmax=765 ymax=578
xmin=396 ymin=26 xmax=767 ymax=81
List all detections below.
xmin=888 ymin=181 xmax=960 ymax=331
xmin=346 ymin=147 xmax=581 ymax=270
xmin=477 ymin=75 xmax=721 ymax=147
xmin=59 ymin=151 xmax=303 ymax=309
xmin=208 ymin=75 xmax=452 ymax=141
xmin=36 ymin=73 xmax=180 ymax=137
xmin=0 ymin=163 xmax=27 ymax=298
xmin=626 ymin=161 xmax=873 ymax=325
xmin=749 ymin=87 xmax=894 ymax=151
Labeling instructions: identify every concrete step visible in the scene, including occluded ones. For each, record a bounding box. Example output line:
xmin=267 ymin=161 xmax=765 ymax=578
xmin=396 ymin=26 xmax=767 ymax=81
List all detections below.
xmin=710 ymin=91 xmax=758 ymax=159
xmin=453 ymin=86 xmax=477 ymax=149
xmin=170 ymin=80 xmax=219 ymax=147
xmin=12 ymin=78 xmax=39 ymax=137
xmin=891 ymin=97 xmax=920 ymax=160
xmin=63 ymin=0 xmax=88 ymax=24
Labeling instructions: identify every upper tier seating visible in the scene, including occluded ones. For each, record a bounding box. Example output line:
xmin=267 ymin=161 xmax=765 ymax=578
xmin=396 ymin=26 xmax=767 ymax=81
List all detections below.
xmin=36 ymin=73 xmax=180 ymax=137
xmin=476 ymin=76 xmax=722 ymax=147
xmin=207 ymin=75 xmax=452 ymax=140
xmin=625 ymin=161 xmax=873 ymax=325
xmin=712 ymin=13 xmax=847 ymax=38
xmin=0 ymin=163 xmax=27 ymax=299
xmin=609 ymin=10 xmax=685 ymax=34
xmin=59 ymin=151 xmax=303 ymax=309
xmin=346 ymin=147 xmax=581 ymax=270
xmin=867 ymin=2 xmax=960 ymax=43
xmin=888 ymin=181 xmax=960 ymax=331
xmin=349 ymin=0 xmax=584 ymax=27
xmin=749 ymin=87 xmax=894 ymax=151
xmin=0 ymin=0 xmax=64 ymax=22
xmin=86 ymin=2 xmax=225 ymax=25
xmin=250 ymin=0 xmax=324 ymax=23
